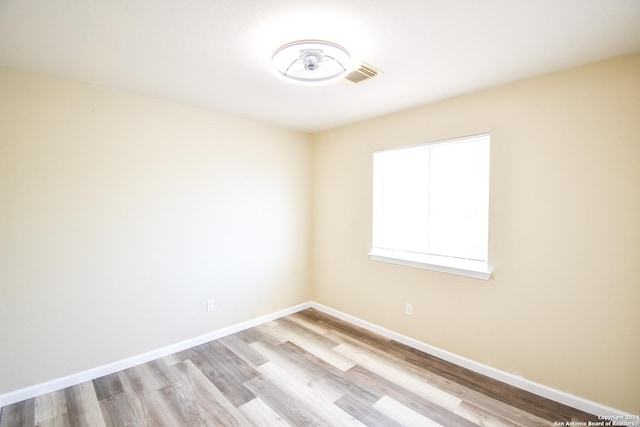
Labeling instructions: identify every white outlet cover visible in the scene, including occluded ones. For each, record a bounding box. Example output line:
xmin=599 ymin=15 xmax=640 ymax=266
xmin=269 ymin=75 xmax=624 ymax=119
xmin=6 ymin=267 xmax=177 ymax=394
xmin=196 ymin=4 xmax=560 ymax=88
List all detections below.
xmin=405 ymin=303 xmax=413 ymax=315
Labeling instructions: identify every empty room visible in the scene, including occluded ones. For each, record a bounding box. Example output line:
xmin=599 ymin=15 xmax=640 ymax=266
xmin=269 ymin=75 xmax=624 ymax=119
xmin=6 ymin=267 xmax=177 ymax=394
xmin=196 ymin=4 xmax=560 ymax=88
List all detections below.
xmin=1 ymin=1 xmax=639 ymax=425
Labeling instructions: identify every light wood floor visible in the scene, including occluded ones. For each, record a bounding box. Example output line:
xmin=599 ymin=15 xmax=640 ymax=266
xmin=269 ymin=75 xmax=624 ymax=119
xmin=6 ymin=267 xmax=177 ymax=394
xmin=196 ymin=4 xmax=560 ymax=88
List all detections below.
xmin=1 ymin=308 xmax=599 ymax=426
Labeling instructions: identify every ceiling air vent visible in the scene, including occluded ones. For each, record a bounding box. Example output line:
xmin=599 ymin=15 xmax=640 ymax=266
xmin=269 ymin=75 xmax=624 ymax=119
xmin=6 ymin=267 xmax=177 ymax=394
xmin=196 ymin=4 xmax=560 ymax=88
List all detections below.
xmin=343 ymin=62 xmax=382 ymax=84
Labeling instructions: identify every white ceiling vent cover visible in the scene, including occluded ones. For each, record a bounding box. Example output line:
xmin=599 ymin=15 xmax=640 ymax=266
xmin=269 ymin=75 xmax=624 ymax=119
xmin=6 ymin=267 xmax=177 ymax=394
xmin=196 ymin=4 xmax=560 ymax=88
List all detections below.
xmin=343 ymin=62 xmax=382 ymax=84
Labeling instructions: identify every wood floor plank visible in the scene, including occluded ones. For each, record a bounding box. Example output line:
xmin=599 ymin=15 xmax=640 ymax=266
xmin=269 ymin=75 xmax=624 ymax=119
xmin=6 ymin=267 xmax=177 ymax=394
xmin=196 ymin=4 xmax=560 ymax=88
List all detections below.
xmin=32 ymin=413 xmax=70 ymax=427
xmin=118 ymin=359 xmax=176 ymax=395
xmin=244 ymin=374 xmax=329 ymax=426
xmin=454 ymin=400 xmax=533 ymax=427
xmin=171 ymin=359 xmax=250 ymax=426
xmin=92 ymin=372 xmax=124 ymax=402
xmin=271 ymin=318 xmax=357 ymax=372
xmin=34 ymin=389 xmax=67 ymax=424
xmin=276 ymin=316 xmax=342 ymax=348
xmin=297 ymin=308 xmax=394 ymax=349
xmin=159 ymin=382 xmax=222 ymax=427
xmin=373 ymin=395 xmax=445 ymax=427
xmin=343 ymin=364 xmax=478 ymax=427
xmin=250 ymin=341 xmax=344 ymax=403
xmin=334 ymin=342 xmax=462 ymax=411
xmin=218 ymin=333 xmax=270 ymax=367
xmin=283 ymin=339 xmax=383 ymax=403
xmin=287 ymin=311 xmax=333 ymax=335
xmin=0 ymin=399 xmax=35 ymax=427
xmin=334 ymin=393 xmax=405 ymax=427
xmin=117 ymin=364 xmax=183 ymax=426
xmin=160 ymin=353 xmax=183 ymax=367
xmin=64 ymin=381 xmax=105 ymax=427
xmin=380 ymin=338 xmax=596 ymax=422
xmin=184 ymin=340 xmax=258 ymax=407
xmin=255 ymin=361 xmax=366 ymax=426
xmin=0 ymin=308 xmax=604 ymax=426
xmin=326 ymin=325 xmax=572 ymax=426
xmin=271 ymin=340 xmax=379 ymax=400
xmin=98 ymin=393 xmax=139 ymax=427
xmin=247 ymin=323 xmax=290 ymax=347
xmin=448 ymin=378 xmax=553 ymax=426
xmin=238 ymin=398 xmax=292 ymax=427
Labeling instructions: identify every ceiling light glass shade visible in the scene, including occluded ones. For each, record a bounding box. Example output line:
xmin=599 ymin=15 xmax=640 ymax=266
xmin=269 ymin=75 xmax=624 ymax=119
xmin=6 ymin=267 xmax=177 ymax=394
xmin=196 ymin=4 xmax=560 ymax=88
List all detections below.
xmin=272 ymin=40 xmax=351 ymax=83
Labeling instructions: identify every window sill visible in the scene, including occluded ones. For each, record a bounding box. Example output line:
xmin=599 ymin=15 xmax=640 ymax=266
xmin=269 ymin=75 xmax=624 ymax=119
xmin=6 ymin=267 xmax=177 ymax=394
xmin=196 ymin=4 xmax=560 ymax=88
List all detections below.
xmin=368 ymin=249 xmax=492 ymax=280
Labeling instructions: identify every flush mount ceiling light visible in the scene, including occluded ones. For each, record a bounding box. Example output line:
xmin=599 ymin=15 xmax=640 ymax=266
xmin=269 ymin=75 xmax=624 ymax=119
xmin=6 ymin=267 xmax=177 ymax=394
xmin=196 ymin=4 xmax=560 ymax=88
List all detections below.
xmin=272 ymin=40 xmax=352 ymax=83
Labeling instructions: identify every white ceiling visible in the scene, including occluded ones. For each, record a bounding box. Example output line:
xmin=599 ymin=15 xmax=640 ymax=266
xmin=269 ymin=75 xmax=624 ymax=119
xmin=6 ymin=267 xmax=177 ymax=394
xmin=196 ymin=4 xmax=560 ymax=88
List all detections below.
xmin=1 ymin=1 xmax=639 ymax=133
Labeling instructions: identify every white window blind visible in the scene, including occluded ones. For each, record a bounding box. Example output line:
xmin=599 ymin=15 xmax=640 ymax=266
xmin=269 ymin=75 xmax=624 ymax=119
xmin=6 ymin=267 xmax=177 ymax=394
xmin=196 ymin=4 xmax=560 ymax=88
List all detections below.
xmin=370 ymin=134 xmax=491 ymax=279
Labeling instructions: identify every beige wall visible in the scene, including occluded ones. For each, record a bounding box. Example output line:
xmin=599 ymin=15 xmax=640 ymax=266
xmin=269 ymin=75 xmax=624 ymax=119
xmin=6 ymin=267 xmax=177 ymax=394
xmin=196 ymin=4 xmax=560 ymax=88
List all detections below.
xmin=0 ymin=69 xmax=312 ymax=394
xmin=312 ymin=54 xmax=640 ymax=413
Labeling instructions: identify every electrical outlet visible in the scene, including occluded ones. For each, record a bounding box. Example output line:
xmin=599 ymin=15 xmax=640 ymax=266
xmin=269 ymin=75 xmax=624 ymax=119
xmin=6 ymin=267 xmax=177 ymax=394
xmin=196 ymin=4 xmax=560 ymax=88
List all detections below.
xmin=206 ymin=299 xmax=215 ymax=312
xmin=405 ymin=303 xmax=413 ymax=316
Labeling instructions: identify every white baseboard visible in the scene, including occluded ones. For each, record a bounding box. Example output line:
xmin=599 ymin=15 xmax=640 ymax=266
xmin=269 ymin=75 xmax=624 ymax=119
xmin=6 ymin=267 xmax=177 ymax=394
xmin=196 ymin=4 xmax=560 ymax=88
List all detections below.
xmin=1 ymin=300 xmax=629 ymax=417
xmin=0 ymin=301 xmax=312 ymax=408
xmin=309 ymin=302 xmax=629 ymax=417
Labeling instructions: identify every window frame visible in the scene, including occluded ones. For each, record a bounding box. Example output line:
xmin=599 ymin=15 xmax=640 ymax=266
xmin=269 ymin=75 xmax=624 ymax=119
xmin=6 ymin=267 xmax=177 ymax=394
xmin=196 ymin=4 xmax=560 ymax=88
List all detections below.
xmin=368 ymin=133 xmax=492 ymax=280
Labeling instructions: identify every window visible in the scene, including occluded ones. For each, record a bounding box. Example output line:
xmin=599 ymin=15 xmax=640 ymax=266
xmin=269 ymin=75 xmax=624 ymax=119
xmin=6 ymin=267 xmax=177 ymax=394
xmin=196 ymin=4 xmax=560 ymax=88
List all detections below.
xmin=369 ymin=134 xmax=491 ymax=279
